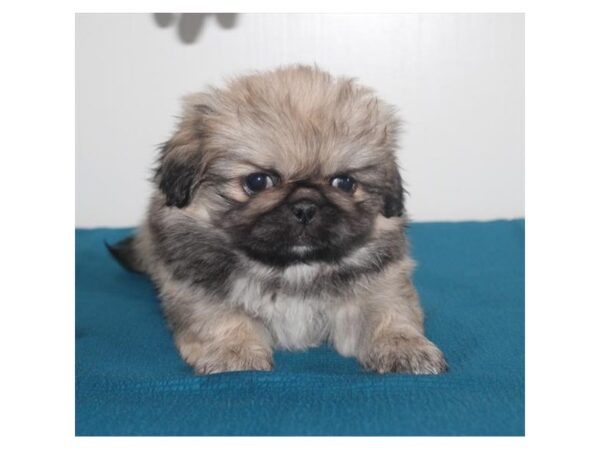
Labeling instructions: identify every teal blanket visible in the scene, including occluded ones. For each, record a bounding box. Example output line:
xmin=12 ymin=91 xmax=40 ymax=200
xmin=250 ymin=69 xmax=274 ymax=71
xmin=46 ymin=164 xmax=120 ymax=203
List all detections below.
xmin=75 ymin=219 xmax=524 ymax=435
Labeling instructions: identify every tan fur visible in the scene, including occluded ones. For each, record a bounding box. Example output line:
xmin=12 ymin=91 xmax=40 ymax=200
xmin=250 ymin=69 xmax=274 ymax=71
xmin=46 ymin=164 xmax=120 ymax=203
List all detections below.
xmin=174 ymin=316 xmax=273 ymax=374
xmin=181 ymin=66 xmax=399 ymax=201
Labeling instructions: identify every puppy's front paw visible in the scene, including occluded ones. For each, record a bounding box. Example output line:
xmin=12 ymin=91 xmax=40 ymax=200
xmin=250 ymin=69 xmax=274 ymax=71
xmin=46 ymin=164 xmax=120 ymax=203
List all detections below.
xmin=177 ymin=336 xmax=273 ymax=375
xmin=195 ymin=349 xmax=273 ymax=375
xmin=362 ymin=335 xmax=448 ymax=375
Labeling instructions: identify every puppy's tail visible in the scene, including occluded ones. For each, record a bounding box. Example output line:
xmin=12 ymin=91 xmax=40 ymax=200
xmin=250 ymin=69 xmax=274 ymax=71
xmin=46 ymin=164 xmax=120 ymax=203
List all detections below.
xmin=105 ymin=235 xmax=144 ymax=274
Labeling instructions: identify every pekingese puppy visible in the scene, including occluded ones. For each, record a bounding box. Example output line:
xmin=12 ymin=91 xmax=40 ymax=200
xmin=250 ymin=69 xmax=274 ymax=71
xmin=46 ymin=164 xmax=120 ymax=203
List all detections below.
xmin=108 ymin=65 xmax=447 ymax=375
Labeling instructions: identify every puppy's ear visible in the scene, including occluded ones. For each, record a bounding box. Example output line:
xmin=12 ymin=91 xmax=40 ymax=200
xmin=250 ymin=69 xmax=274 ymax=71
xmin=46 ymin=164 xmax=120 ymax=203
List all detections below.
xmin=382 ymin=167 xmax=405 ymax=218
xmin=154 ymin=98 xmax=216 ymax=208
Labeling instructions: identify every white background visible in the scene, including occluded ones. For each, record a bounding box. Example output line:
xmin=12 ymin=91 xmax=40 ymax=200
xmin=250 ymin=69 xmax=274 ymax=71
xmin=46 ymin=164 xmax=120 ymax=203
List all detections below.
xmin=76 ymin=13 xmax=524 ymax=226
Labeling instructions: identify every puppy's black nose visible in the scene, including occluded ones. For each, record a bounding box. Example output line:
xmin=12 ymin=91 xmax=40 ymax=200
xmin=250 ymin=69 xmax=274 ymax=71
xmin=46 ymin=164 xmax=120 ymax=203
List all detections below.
xmin=291 ymin=201 xmax=317 ymax=225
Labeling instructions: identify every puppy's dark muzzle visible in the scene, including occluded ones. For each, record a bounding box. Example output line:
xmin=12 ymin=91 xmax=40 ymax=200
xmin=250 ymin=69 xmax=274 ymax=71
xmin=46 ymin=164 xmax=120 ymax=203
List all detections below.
xmin=291 ymin=201 xmax=317 ymax=225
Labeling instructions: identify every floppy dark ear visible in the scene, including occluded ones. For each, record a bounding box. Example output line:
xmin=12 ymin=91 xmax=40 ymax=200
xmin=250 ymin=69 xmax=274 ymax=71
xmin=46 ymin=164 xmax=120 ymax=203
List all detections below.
xmin=155 ymin=140 xmax=206 ymax=208
xmin=382 ymin=168 xmax=405 ymax=218
xmin=154 ymin=101 xmax=214 ymax=208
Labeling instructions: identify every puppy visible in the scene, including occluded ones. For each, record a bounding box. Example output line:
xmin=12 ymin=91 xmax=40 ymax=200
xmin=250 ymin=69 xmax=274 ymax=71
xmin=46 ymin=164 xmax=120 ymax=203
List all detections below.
xmin=109 ymin=65 xmax=447 ymax=375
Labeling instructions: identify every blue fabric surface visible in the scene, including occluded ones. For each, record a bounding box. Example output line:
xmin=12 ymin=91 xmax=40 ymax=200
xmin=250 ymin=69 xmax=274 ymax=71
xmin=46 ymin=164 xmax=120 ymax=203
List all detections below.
xmin=75 ymin=219 xmax=524 ymax=436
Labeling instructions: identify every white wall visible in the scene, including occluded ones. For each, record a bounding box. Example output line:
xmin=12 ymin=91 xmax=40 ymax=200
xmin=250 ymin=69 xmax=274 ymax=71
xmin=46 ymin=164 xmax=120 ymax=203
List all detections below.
xmin=76 ymin=13 xmax=524 ymax=227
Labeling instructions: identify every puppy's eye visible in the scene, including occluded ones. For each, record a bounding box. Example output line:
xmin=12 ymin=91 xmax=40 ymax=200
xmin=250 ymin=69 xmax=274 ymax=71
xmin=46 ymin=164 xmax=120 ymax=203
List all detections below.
xmin=330 ymin=175 xmax=356 ymax=193
xmin=244 ymin=173 xmax=275 ymax=194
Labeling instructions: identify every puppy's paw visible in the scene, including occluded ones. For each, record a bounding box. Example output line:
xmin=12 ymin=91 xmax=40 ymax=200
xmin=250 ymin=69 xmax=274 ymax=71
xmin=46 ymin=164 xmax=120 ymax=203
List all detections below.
xmin=362 ymin=334 xmax=448 ymax=375
xmin=177 ymin=337 xmax=273 ymax=375
xmin=194 ymin=350 xmax=273 ymax=375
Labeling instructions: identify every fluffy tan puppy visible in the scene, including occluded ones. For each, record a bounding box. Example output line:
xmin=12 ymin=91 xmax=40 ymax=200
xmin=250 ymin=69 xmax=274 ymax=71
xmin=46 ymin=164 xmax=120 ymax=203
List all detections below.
xmin=109 ymin=65 xmax=447 ymax=375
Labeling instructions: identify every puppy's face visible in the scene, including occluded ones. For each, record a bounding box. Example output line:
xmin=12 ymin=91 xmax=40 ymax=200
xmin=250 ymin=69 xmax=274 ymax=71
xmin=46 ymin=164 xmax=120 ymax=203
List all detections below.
xmin=155 ymin=66 xmax=405 ymax=266
xmin=218 ymin=166 xmax=383 ymax=266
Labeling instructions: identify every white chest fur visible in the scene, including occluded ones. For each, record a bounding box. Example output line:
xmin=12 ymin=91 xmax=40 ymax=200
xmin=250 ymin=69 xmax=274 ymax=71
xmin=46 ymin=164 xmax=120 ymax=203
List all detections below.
xmin=227 ymin=264 xmax=334 ymax=349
